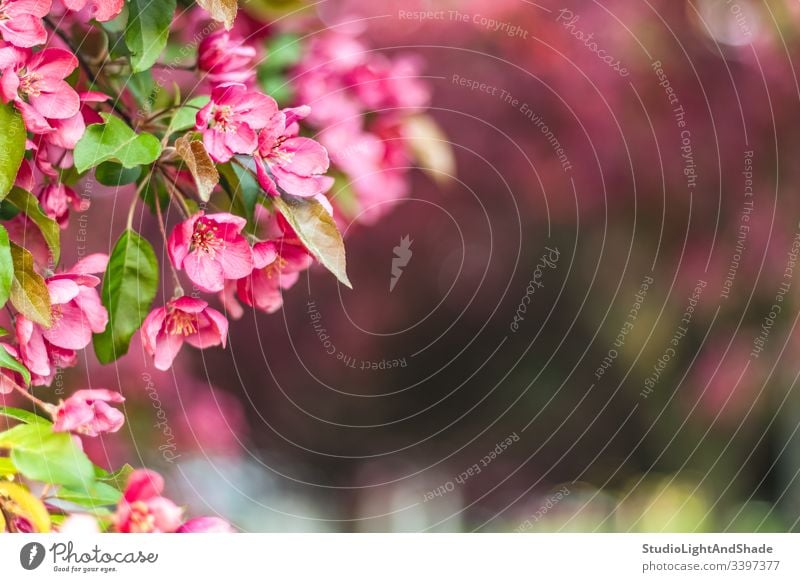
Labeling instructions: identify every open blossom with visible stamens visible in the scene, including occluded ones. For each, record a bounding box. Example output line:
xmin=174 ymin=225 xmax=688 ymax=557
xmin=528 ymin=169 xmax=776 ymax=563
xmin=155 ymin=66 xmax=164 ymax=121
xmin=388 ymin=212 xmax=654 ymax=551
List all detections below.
xmin=236 ymin=238 xmax=313 ymax=314
xmin=0 ymin=0 xmax=50 ymax=48
xmin=195 ymin=82 xmax=276 ymax=163
xmin=115 ymin=470 xmax=183 ymax=533
xmin=52 ymin=389 xmax=125 ymax=437
xmin=198 ymin=30 xmax=256 ymax=84
xmin=255 ymin=105 xmax=333 ymax=198
xmin=168 ymin=212 xmax=254 ymax=293
xmin=0 ymin=47 xmax=80 ymax=134
xmin=141 ymin=297 xmax=228 ymax=371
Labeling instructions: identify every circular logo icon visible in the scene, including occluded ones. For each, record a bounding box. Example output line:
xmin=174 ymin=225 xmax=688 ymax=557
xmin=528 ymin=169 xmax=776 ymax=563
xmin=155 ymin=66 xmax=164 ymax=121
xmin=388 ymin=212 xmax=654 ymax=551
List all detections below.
xmin=20 ymin=542 xmax=45 ymax=570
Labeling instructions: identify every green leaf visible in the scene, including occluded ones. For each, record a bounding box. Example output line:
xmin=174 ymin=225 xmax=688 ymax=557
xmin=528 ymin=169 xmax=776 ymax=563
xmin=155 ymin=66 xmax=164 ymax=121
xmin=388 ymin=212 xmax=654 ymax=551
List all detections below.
xmin=9 ymin=242 xmax=51 ymax=327
xmin=57 ymin=481 xmax=122 ymax=507
xmin=96 ymin=463 xmax=134 ymax=491
xmin=167 ymin=95 xmax=209 ymax=135
xmin=274 ymin=195 xmax=351 ymax=288
xmin=0 ymin=424 xmax=94 ymax=489
xmin=125 ymin=0 xmax=176 ymax=73
xmin=0 ymin=456 xmax=15 ymax=475
xmin=219 ymin=160 xmax=261 ymax=221
xmin=5 ymin=187 xmax=60 ymax=264
xmin=0 ymin=406 xmax=49 ymax=425
xmin=0 ymin=345 xmax=30 ymax=386
xmin=0 ymin=225 xmax=13 ymax=307
xmin=127 ymin=70 xmax=156 ymax=109
xmin=0 ymin=102 xmax=26 ymax=201
xmin=73 ymin=113 xmax=162 ymax=173
xmin=95 ymin=162 xmax=142 ymax=186
xmin=93 ymin=229 xmax=159 ymax=363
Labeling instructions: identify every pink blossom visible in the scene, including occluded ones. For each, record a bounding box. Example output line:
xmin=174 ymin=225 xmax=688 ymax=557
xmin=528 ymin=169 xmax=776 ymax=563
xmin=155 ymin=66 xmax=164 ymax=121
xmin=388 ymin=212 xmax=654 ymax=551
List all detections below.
xmin=15 ymin=257 xmax=107 ymax=384
xmin=16 ymin=316 xmax=76 ymax=386
xmin=115 ymin=470 xmax=183 ymax=533
xmin=61 ymin=0 xmax=123 ymax=22
xmin=177 ymin=517 xmax=235 ymax=533
xmin=237 ymin=239 xmax=312 ymax=314
xmin=141 ymin=296 xmax=228 ymax=371
xmin=42 ymin=270 xmax=108 ymax=350
xmin=46 ymin=90 xmax=108 ymax=150
xmin=255 ymin=106 xmax=333 ymax=198
xmin=198 ymin=30 xmax=256 ymax=84
xmin=195 ymin=83 xmax=276 ymax=162
xmin=168 ymin=212 xmax=253 ymax=293
xmin=38 ymin=182 xmax=85 ymax=227
xmin=0 ymin=0 xmax=50 ymax=48
xmin=52 ymin=389 xmax=125 ymax=437
xmin=0 ymin=48 xmax=81 ymax=134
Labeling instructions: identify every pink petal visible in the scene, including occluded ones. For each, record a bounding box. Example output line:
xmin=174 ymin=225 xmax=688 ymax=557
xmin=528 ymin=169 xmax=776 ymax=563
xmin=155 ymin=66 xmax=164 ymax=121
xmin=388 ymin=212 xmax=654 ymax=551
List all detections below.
xmin=183 ymin=251 xmax=225 ymax=293
xmin=171 ymin=296 xmax=208 ymax=313
xmin=69 ymin=253 xmax=108 ymax=275
xmin=29 ymin=82 xmax=81 ymax=119
xmin=154 ymin=332 xmax=184 ymax=371
xmin=0 ymin=16 xmax=46 ymax=48
xmin=252 ymin=241 xmax=278 ymax=269
xmin=218 ymin=237 xmax=253 ymax=280
xmin=43 ymin=301 xmax=92 ymax=350
xmin=124 ymin=469 xmax=164 ymax=502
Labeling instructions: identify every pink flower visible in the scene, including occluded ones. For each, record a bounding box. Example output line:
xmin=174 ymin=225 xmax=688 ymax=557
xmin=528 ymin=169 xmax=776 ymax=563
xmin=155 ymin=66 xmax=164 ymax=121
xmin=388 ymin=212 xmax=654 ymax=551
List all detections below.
xmin=0 ymin=48 xmax=81 ymax=134
xmin=42 ymin=270 xmax=108 ymax=350
xmin=61 ymin=0 xmax=123 ymax=22
xmin=16 ymin=317 xmax=76 ymax=386
xmin=0 ymin=0 xmax=50 ymax=48
xmin=52 ymin=389 xmax=125 ymax=437
xmin=38 ymin=182 xmax=85 ymax=227
xmin=15 ymin=256 xmax=107 ymax=384
xmin=198 ymin=30 xmax=256 ymax=84
xmin=115 ymin=470 xmax=183 ymax=533
xmin=141 ymin=296 xmax=228 ymax=371
xmin=45 ymin=90 xmax=108 ymax=149
xmin=255 ymin=106 xmax=333 ymax=198
xmin=168 ymin=212 xmax=253 ymax=292
xmin=195 ymin=83 xmax=276 ymax=163
xmin=236 ymin=239 xmax=312 ymax=314
xmin=177 ymin=517 xmax=235 ymax=533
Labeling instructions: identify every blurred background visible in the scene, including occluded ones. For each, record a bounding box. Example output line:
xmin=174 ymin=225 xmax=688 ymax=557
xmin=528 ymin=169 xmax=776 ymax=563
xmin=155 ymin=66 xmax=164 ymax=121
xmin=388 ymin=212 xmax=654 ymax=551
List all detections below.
xmin=24 ymin=0 xmax=800 ymax=531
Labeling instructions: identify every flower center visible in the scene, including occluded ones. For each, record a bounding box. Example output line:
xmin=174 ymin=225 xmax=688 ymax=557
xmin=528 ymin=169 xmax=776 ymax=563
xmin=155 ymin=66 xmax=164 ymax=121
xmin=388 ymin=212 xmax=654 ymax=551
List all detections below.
xmin=17 ymin=68 xmax=44 ymax=99
xmin=166 ymin=310 xmax=198 ymax=337
xmin=264 ymin=256 xmax=288 ymax=278
xmin=50 ymin=304 xmax=63 ymax=325
xmin=191 ymin=219 xmax=223 ymax=257
xmin=0 ymin=2 xmax=8 ymax=22
xmin=128 ymin=501 xmax=156 ymax=533
xmin=211 ymin=105 xmax=236 ymax=133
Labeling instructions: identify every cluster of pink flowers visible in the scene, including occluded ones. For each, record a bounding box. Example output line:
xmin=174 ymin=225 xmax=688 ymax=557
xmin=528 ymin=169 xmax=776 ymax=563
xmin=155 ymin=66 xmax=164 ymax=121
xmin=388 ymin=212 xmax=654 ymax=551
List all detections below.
xmin=0 ymin=0 xmax=115 ymax=231
xmin=294 ymin=31 xmax=431 ymax=223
